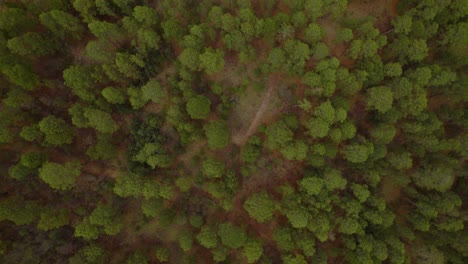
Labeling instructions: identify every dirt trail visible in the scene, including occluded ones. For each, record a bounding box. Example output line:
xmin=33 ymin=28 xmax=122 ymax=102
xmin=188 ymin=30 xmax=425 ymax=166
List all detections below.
xmin=233 ymin=75 xmax=278 ymax=146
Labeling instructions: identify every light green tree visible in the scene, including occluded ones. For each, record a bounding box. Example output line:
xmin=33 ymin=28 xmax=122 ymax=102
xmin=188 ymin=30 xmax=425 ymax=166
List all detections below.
xmin=38 ymin=116 xmax=76 ymax=146
xmin=343 ymin=143 xmax=373 ymax=163
xmin=199 ymin=48 xmax=225 ymax=74
xmin=83 ymin=107 xmax=118 ymax=134
xmin=366 ymin=86 xmax=393 ymax=113
xmin=142 ymin=79 xmax=166 ymax=103
xmin=39 ymin=161 xmax=82 ymax=190
xmin=265 ymin=120 xmax=294 ymax=149
xmin=197 ymin=225 xmax=218 ymax=249
xmin=244 ymin=192 xmax=276 ymax=223
xmin=243 ymin=240 xmax=263 ymax=263
xmin=202 ymin=156 xmax=225 ymax=178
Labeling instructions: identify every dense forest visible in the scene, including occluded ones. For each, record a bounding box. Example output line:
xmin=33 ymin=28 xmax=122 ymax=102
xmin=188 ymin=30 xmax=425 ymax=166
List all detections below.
xmin=0 ymin=0 xmax=467 ymax=263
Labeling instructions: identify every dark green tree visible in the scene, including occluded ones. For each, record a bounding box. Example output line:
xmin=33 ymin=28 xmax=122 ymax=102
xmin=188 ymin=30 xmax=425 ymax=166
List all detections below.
xmin=204 ymin=121 xmax=231 ymax=149
xmin=217 ymin=223 xmax=247 ymax=249
xmin=186 ymin=95 xmax=211 ymax=120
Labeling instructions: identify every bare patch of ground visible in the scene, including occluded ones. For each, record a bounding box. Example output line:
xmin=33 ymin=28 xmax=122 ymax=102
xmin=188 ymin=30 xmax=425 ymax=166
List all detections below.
xmin=177 ymin=140 xmax=207 ymax=174
xmin=231 ymin=74 xmax=283 ymax=146
xmin=346 ymin=0 xmax=399 ymax=31
xmin=381 ymin=176 xmax=403 ymax=203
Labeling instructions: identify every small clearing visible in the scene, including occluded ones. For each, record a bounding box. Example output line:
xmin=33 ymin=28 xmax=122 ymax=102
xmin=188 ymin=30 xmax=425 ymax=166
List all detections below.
xmin=231 ymin=75 xmax=281 ymax=146
xmin=381 ymin=176 xmax=403 ymax=203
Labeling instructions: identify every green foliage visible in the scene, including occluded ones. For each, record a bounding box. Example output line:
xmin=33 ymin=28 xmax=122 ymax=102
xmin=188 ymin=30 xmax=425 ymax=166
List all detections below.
xmin=39 ymin=10 xmax=84 ymax=39
xmin=133 ymin=6 xmax=158 ymax=27
xmin=0 ymin=196 xmax=38 ymax=225
xmin=324 ymin=168 xmax=347 ymax=190
xmin=87 ymin=134 xmax=117 ymax=161
xmin=113 ymin=173 xmax=145 ymax=198
xmin=37 ymin=208 xmax=69 ymax=231
xmin=0 ymin=8 xmax=34 ymax=33
xmin=126 ymin=252 xmax=149 ymax=264
xmin=217 ymin=223 xmax=247 ymax=249
xmin=133 ymin=143 xmax=172 ymax=168
xmin=8 ymin=164 xmax=33 ymax=180
xmin=0 ymin=128 xmax=13 ymax=144
xmin=82 ymin=244 xmax=107 ymax=264
xmin=1 ymin=64 xmax=40 ymax=90
xmin=115 ymin=52 xmax=140 ymax=79
xmin=39 ymin=161 xmax=82 ymax=190
xmin=85 ymin=39 xmax=115 ymax=63
xmin=204 ymin=121 xmax=231 ymax=149
xmin=241 ymin=138 xmax=261 ymax=163
xmin=7 ymin=32 xmax=55 ymax=57
xmin=387 ymin=152 xmax=413 ymax=170
xmin=202 ymin=156 xmax=225 ymax=178
xmin=83 ymin=107 xmax=118 ymax=134
xmin=142 ymin=79 xmax=166 ymax=103
xmin=370 ymin=124 xmax=396 ymax=144
xmin=199 ymin=48 xmax=225 ymax=74
xmin=20 ymin=124 xmax=42 ymax=142
xmin=281 ymin=140 xmax=308 ymax=161
xmin=63 ymin=65 xmax=97 ymax=101
xmin=20 ymin=152 xmax=46 ymax=169
xmin=244 ymin=192 xmax=276 ymax=223
xmin=343 ymin=143 xmax=373 ymax=163
xmin=282 ymin=254 xmax=308 ymax=264
xmin=72 ymin=0 xmax=97 ymax=22
xmin=392 ymin=15 xmax=412 ymax=35
xmin=155 ymin=248 xmax=169 ymax=262
xmin=38 ymin=115 xmax=76 ymax=146
xmin=305 ymin=117 xmax=330 ymax=139
xmin=304 ymin=23 xmax=324 ymax=44
xmin=102 ymin=87 xmax=126 ymax=104
xmin=179 ymin=231 xmax=194 ymax=252
xmin=186 ymin=95 xmax=211 ymax=119
xmin=265 ymin=120 xmax=294 ymax=149
xmin=244 ymin=240 xmax=263 ymax=263
xmin=313 ymin=42 xmax=330 ymax=60
xmin=141 ymin=198 xmax=163 ymax=218
xmin=197 ymin=225 xmax=218 ymax=249
xmin=351 ymin=184 xmax=371 ymax=203
xmin=88 ymin=204 xmax=123 ymax=235
xmin=299 ymin=177 xmax=324 ymax=196
xmin=274 ymin=227 xmax=294 ymax=251
xmin=339 ymin=217 xmax=360 ymax=235
xmin=413 ymin=165 xmax=455 ymax=192
xmin=283 ymin=39 xmax=311 ymax=75
xmin=285 ymin=207 xmax=309 ymax=229
xmin=0 ymin=2 xmax=465 ymax=263
xmin=127 ymin=86 xmax=147 ymax=109
xmin=337 ymin=28 xmax=354 ymax=42
xmin=366 ymin=86 xmax=394 ymax=113
xmin=178 ymin=48 xmax=200 ymax=71
xmin=384 ymin=63 xmax=402 ymax=77
xmin=88 ymin=20 xmax=122 ymax=39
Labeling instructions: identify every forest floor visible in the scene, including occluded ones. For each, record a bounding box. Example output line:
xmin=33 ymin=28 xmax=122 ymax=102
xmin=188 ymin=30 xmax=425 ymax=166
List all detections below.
xmin=232 ymin=74 xmax=280 ymax=146
xmin=109 ymin=1 xmax=404 ymax=262
xmin=347 ymin=0 xmax=399 ymax=31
